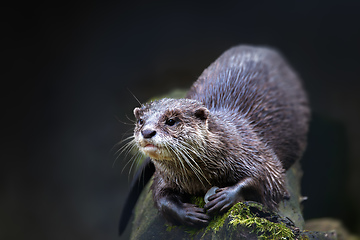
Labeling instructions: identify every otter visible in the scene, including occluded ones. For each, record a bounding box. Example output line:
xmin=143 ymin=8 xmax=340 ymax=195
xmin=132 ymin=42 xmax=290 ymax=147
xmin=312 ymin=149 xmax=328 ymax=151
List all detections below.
xmin=118 ymin=45 xmax=310 ymax=234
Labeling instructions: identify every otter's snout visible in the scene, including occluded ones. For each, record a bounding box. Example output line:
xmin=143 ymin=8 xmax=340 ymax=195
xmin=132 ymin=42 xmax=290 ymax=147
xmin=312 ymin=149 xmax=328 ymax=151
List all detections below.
xmin=141 ymin=129 xmax=156 ymax=139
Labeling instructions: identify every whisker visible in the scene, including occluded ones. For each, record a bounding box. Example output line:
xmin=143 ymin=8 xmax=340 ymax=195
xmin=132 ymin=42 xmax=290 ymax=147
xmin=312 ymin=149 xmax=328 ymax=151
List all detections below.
xmin=173 ymin=141 xmax=209 ymax=186
xmin=120 ymin=144 xmax=140 ymax=173
xmin=111 ymin=130 xmax=134 ymax=154
xmin=114 ymin=136 xmax=136 ymax=155
xmin=114 ymin=115 xmax=135 ymax=126
xmin=127 ymin=88 xmax=142 ymax=106
xmin=111 ymin=136 xmax=136 ymax=169
xmin=127 ymin=152 xmax=144 ymax=182
xmin=167 ymin=143 xmax=187 ymax=181
xmin=178 ymin=140 xmax=212 ymax=185
xmin=124 ymin=114 xmax=136 ymax=125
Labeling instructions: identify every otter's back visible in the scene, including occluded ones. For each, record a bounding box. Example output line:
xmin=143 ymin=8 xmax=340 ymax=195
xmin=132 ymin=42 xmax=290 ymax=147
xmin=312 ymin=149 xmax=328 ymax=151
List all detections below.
xmin=186 ymin=46 xmax=310 ymax=169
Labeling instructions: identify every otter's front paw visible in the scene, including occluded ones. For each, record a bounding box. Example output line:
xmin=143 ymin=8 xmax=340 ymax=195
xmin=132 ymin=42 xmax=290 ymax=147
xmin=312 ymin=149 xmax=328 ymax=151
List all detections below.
xmin=204 ymin=186 xmax=244 ymax=215
xmin=162 ymin=202 xmax=210 ymax=227
xmin=181 ymin=203 xmax=210 ymax=227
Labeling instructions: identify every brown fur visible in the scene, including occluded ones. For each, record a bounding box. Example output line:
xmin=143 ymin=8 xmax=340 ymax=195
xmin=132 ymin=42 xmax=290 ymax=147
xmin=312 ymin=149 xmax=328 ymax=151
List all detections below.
xmin=133 ymin=45 xmax=310 ymax=223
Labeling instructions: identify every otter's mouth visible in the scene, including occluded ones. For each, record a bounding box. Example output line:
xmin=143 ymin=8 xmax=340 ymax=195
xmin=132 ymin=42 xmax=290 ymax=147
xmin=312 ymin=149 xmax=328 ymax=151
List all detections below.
xmin=140 ymin=142 xmax=171 ymax=161
xmin=143 ymin=143 xmax=159 ymax=153
xmin=141 ymin=143 xmax=160 ymax=158
xmin=144 ymin=144 xmax=156 ymax=148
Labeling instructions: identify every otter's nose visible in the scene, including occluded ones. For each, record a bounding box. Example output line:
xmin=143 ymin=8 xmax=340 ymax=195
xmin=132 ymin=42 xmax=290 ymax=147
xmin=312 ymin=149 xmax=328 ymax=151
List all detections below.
xmin=141 ymin=129 xmax=156 ymax=139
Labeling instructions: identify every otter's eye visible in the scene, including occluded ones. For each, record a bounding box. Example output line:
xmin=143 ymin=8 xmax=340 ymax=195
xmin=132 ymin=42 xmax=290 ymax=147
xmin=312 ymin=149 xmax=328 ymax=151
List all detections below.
xmin=137 ymin=119 xmax=144 ymax=125
xmin=165 ymin=118 xmax=176 ymax=126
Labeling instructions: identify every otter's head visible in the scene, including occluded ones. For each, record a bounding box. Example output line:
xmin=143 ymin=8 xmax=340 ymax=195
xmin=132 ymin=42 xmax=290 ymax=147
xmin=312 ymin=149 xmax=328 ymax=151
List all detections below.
xmin=133 ymin=98 xmax=209 ymax=161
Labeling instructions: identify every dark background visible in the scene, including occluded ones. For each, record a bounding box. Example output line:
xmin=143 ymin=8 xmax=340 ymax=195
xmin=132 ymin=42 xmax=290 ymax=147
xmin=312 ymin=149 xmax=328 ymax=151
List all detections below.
xmin=3 ymin=1 xmax=360 ymax=239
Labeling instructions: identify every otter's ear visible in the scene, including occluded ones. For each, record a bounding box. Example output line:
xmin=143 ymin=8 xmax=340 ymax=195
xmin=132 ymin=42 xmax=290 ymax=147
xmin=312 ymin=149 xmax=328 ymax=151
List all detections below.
xmin=133 ymin=107 xmax=141 ymax=119
xmin=194 ymin=107 xmax=209 ymax=120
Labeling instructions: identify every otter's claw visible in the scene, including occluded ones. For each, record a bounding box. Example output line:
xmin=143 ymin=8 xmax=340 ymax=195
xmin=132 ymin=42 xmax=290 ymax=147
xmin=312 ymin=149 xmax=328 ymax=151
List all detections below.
xmin=204 ymin=186 xmax=243 ymax=215
xmin=180 ymin=203 xmax=210 ymax=227
xmin=161 ymin=201 xmax=210 ymax=227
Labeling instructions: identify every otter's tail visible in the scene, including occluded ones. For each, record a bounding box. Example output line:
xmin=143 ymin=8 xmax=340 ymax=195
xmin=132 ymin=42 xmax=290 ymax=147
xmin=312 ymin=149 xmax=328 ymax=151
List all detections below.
xmin=118 ymin=157 xmax=155 ymax=236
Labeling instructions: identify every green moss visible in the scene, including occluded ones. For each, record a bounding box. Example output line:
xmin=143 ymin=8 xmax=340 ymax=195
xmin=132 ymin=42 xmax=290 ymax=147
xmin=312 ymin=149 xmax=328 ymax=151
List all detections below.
xmin=205 ymin=212 xmax=228 ymax=233
xmin=165 ymin=224 xmax=177 ymax=232
xmin=190 ymin=196 xmax=206 ymax=208
xmin=228 ymin=202 xmax=294 ymax=240
xmin=189 ymin=196 xmax=227 ymax=236
xmin=300 ymin=235 xmax=309 ymax=240
xmin=164 ymin=197 xmax=296 ymax=239
xmin=178 ymin=201 xmax=295 ymax=239
xmin=165 ymin=196 xmax=230 ymax=238
xmin=182 ymin=212 xmax=228 ymax=239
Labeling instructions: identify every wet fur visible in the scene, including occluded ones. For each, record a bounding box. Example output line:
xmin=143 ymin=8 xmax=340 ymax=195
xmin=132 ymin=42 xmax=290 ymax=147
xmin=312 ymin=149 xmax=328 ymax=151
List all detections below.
xmin=130 ymin=45 xmax=310 ymax=227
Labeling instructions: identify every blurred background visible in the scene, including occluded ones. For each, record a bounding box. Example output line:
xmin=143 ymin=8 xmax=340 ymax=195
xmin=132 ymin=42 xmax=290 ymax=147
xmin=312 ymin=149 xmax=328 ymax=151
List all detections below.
xmin=3 ymin=0 xmax=360 ymax=239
